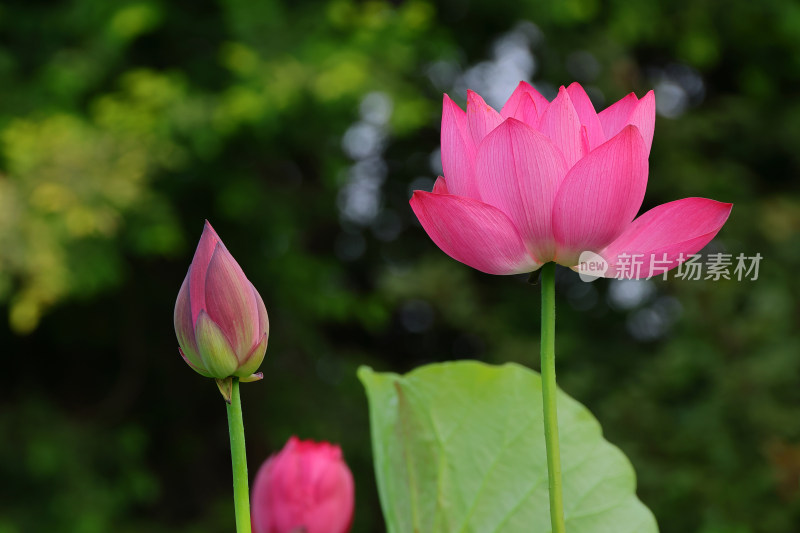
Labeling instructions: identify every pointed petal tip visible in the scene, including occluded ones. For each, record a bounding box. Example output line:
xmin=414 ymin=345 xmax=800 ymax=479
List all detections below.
xmin=692 ymin=197 xmax=734 ymax=222
xmin=410 ymin=189 xmax=435 ymax=209
xmin=442 ymin=93 xmax=460 ymax=108
xmin=432 ymin=176 xmax=449 ymax=195
xmin=598 ymin=92 xmax=640 ymax=140
xmin=466 ymin=90 xmax=484 ymax=108
xmin=556 ymin=85 xmax=570 ymax=97
xmin=202 ymin=219 xmax=219 ymax=238
xmin=466 ymin=90 xmax=503 ymax=145
xmin=466 ymin=89 xmax=491 ymax=107
xmin=192 ymin=221 xmax=223 ymax=268
xmin=510 ymin=80 xmax=536 ymax=96
xmin=481 ymin=116 xmax=543 ymax=148
xmin=502 ymin=116 xmax=525 ymax=126
xmin=618 ymin=123 xmax=646 ymax=144
xmin=565 ymin=82 xmax=590 ymax=101
xmin=597 ymin=196 xmax=734 ymax=279
xmin=495 ymin=116 xmax=539 ymax=136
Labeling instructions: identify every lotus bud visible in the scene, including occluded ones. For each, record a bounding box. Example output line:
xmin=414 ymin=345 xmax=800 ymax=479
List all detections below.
xmin=174 ymin=221 xmax=268 ymax=396
xmin=252 ymin=436 xmax=355 ymax=533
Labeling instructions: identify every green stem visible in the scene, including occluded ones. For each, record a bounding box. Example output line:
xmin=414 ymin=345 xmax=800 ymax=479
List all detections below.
xmin=227 ymin=378 xmax=252 ymax=533
xmin=541 ymin=262 xmax=566 ymax=533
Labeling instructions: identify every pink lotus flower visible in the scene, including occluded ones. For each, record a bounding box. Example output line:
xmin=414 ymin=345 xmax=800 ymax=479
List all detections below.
xmin=252 ymin=436 xmax=355 ymax=533
xmin=410 ymin=82 xmax=732 ymax=278
xmin=174 ymin=221 xmax=268 ymax=380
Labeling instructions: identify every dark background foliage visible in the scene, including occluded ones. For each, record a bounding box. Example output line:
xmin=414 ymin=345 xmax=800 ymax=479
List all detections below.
xmin=0 ymin=0 xmax=798 ymax=531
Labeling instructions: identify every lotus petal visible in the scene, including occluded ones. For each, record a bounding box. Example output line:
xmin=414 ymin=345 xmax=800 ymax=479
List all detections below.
xmin=410 ymin=190 xmax=540 ymax=274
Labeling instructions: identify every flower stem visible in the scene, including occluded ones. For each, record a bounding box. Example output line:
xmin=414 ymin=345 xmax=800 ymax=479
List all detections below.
xmin=541 ymin=262 xmax=566 ymax=533
xmin=227 ymin=378 xmax=252 ymax=533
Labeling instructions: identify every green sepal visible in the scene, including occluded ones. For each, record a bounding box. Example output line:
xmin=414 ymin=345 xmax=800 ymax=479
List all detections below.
xmin=195 ymin=310 xmax=239 ymax=378
xmin=234 ymin=333 xmax=267 ymax=378
xmin=179 ymin=347 xmax=214 ymax=378
xmin=215 ymin=377 xmax=233 ymax=403
xmin=239 ymin=372 xmax=263 ymax=383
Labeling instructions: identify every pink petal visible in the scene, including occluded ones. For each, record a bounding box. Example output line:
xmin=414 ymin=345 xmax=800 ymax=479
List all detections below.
xmin=236 ymin=332 xmax=267 ymax=378
xmin=432 ymin=176 xmax=449 ymax=194
xmin=252 ymin=456 xmax=277 ymax=533
xmin=252 ymin=282 xmax=269 ymax=339
xmin=189 ymin=220 xmax=221 ymax=322
xmin=441 ymin=94 xmax=480 ymax=199
xmin=500 ymin=81 xmax=549 ymax=126
xmin=503 ymin=94 xmax=540 ymax=128
xmin=174 ymin=273 xmax=204 ymax=371
xmin=252 ymin=438 xmax=354 ymax=533
xmin=302 ymin=461 xmax=355 ymax=533
xmin=552 ymin=125 xmax=649 ymax=265
xmin=501 ymin=81 xmax=531 ymax=119
xmin=204 ymin=244 xmax=259 ymax=360
xmin=410 ymin=191 xmax=540 ymax=275
xmin=538 ymin=86 xmax=585 ymax=168
xmin=516 ymin=93 xmax=541 ymax=128
xmin=466 ymin=90 xmax=503 ymax=147
xmin=566 ymin=82 xmax=605 ymax=151
xmin=500 ymin=81 xmax=528 ymax=120
xmin=474 ymin=118 xmax=568 ymax=261
xmin=580 ymin=125 xmax=590 ymax=154
xmin=627 ymin=90 xmax=656 ymax=154
xmin=598 ymin=198 xmax=733 ymax=278
xmin=520 ymin=82 xmax=551 ymax=118
xmin=598 ymin=92 xmax=638 ymax=140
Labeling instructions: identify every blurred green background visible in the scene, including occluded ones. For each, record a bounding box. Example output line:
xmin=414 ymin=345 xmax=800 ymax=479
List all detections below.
xmin=0 ymin=0 xmax=798 ymax=531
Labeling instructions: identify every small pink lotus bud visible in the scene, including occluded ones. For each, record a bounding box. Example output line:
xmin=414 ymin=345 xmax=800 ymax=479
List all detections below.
xmin=174 ymin=221 xmax=268 ymax=382
xmin=252 ymin=436 xmax=355 ymax=533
